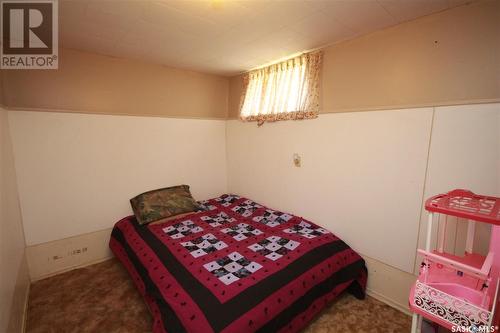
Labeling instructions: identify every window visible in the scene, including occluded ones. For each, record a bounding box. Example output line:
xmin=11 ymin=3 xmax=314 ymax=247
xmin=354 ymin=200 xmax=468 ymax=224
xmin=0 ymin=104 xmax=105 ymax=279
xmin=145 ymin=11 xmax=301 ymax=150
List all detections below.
xmin=239 ymin=51 xmax=322 ymax=126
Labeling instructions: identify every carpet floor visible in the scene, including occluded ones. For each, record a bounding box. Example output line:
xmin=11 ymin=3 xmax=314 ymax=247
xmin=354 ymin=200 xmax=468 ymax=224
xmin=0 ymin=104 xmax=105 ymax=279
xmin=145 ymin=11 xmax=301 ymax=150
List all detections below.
xmin=26 ymin=258 xmax=412 ymax=333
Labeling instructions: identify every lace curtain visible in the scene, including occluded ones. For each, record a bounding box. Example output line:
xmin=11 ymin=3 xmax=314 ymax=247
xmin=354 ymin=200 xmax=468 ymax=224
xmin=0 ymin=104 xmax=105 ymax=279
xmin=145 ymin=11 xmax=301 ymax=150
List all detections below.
xmin=239 ymin=51 xmax=322 ymax=126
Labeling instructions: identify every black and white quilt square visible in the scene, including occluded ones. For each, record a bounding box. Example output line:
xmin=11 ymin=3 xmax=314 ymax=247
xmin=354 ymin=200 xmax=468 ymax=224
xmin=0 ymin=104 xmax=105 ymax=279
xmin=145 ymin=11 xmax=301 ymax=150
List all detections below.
xmin=203 ymin=251 xmax=262 ymax=285
xmin=248 ymin=236 xmax=300 ymax=261
xmin=215 ymin=194 xmax=241 ymax=207
xmin=252 ymin=209 xmax=293 ymax=227
xmin=283 ymin=221 xmax=329 ymax=239
xmin=220 ymin=223 xmax=263 ymax=241
xmin=197 ymin=200 xmax=217 ymax=211
xmin=180 ymin=233 xmax=228 ymax=258
xmin=200 ymin=211 xmax=236 ymax=227
xmin=231 ymin=200 xmax=263 ymax=217
xmin=162 ymin=220 xmax=203 ymax=239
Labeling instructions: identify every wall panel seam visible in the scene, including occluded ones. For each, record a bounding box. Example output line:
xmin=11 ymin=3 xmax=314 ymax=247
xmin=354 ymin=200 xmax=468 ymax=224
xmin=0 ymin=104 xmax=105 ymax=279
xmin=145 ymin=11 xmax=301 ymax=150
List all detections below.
xmin=412 ymin=107 xmax=436 ymax=274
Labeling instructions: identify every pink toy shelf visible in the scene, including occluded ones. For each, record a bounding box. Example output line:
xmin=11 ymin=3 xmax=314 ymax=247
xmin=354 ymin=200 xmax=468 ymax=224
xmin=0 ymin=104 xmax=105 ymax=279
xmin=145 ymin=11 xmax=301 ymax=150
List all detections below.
xmin=409 ymin=189 xmax=500 ymax=333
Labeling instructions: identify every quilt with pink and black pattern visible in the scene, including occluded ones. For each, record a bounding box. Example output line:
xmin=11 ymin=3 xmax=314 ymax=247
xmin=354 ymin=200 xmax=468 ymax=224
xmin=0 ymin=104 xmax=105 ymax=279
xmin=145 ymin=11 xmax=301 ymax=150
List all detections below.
xmin=110 ymin=194 xmax=367 ymax=333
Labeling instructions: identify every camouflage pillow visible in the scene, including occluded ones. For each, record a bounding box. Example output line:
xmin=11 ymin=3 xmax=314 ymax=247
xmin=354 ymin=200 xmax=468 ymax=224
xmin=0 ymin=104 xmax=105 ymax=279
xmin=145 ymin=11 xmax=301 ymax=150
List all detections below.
xmin=130 ymin=185 xmax=201 ymax=225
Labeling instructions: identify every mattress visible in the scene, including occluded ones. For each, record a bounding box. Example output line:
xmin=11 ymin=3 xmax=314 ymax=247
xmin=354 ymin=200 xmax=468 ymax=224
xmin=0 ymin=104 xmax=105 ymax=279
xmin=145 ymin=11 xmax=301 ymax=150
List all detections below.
xmin=110 ymin=194 xmax=367 ymax=333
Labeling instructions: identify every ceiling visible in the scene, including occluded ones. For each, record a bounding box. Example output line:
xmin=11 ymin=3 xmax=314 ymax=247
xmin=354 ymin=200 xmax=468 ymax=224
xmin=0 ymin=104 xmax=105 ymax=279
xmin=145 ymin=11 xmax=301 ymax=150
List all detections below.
xmin=60 ymin=0 xmax=471 ymax=76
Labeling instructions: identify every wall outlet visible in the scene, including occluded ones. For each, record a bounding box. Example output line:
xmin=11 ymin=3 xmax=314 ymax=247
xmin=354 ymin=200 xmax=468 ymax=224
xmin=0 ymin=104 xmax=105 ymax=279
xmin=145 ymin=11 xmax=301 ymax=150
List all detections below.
xmin=68 ymin=247 xmax=88 ymax=256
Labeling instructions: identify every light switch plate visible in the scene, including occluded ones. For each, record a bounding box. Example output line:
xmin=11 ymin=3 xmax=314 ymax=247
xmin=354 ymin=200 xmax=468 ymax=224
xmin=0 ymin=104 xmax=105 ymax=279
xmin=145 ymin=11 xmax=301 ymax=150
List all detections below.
xmin=293 ymin=153 xmax=301 ymax=167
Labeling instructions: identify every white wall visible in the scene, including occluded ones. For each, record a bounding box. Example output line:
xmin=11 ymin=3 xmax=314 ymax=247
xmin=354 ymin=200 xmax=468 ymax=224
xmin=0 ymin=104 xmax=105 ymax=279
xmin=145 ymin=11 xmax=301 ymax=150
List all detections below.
xmin=6 ymin=103 xmax=499 ymax=312
xmin=226 ymin=103 xmax=500 ymax=274
xmin=0 ymin=108 xmax=30 ymax=332
xmin=227 ymin=108 xmax=433 ymax=273
xmin=8 ymin=111 xmax=228 ymax=246
xmin=415 ymin=103 xmax=500 ymax=270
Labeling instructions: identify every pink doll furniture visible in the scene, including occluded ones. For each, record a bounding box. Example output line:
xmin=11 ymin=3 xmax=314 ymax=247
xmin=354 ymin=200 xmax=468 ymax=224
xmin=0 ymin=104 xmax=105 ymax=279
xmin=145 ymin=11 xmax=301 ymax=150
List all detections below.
xmin=409 ymin=189 xmax=500 ymax=333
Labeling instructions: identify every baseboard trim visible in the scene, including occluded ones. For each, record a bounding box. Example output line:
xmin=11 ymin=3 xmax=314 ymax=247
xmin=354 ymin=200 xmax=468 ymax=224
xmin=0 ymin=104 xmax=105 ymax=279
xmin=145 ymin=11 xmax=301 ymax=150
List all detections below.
xmin=366 ymin=287 xmax=411 ymax=316
xmin=30 ymin=256 xmax=113 ymax=282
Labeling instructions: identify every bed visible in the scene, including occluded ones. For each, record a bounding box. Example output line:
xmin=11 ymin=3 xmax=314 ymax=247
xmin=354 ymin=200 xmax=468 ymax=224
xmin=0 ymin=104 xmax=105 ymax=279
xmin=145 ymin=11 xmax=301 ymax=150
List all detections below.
xmin=110 ymin=194 xmax=367 ymax=333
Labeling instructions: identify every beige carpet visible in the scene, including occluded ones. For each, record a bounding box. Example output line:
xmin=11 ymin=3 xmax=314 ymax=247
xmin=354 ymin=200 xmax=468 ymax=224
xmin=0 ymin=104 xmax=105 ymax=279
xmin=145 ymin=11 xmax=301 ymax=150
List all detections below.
xmin=27 ymin=258 xmax=411 ymax=333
